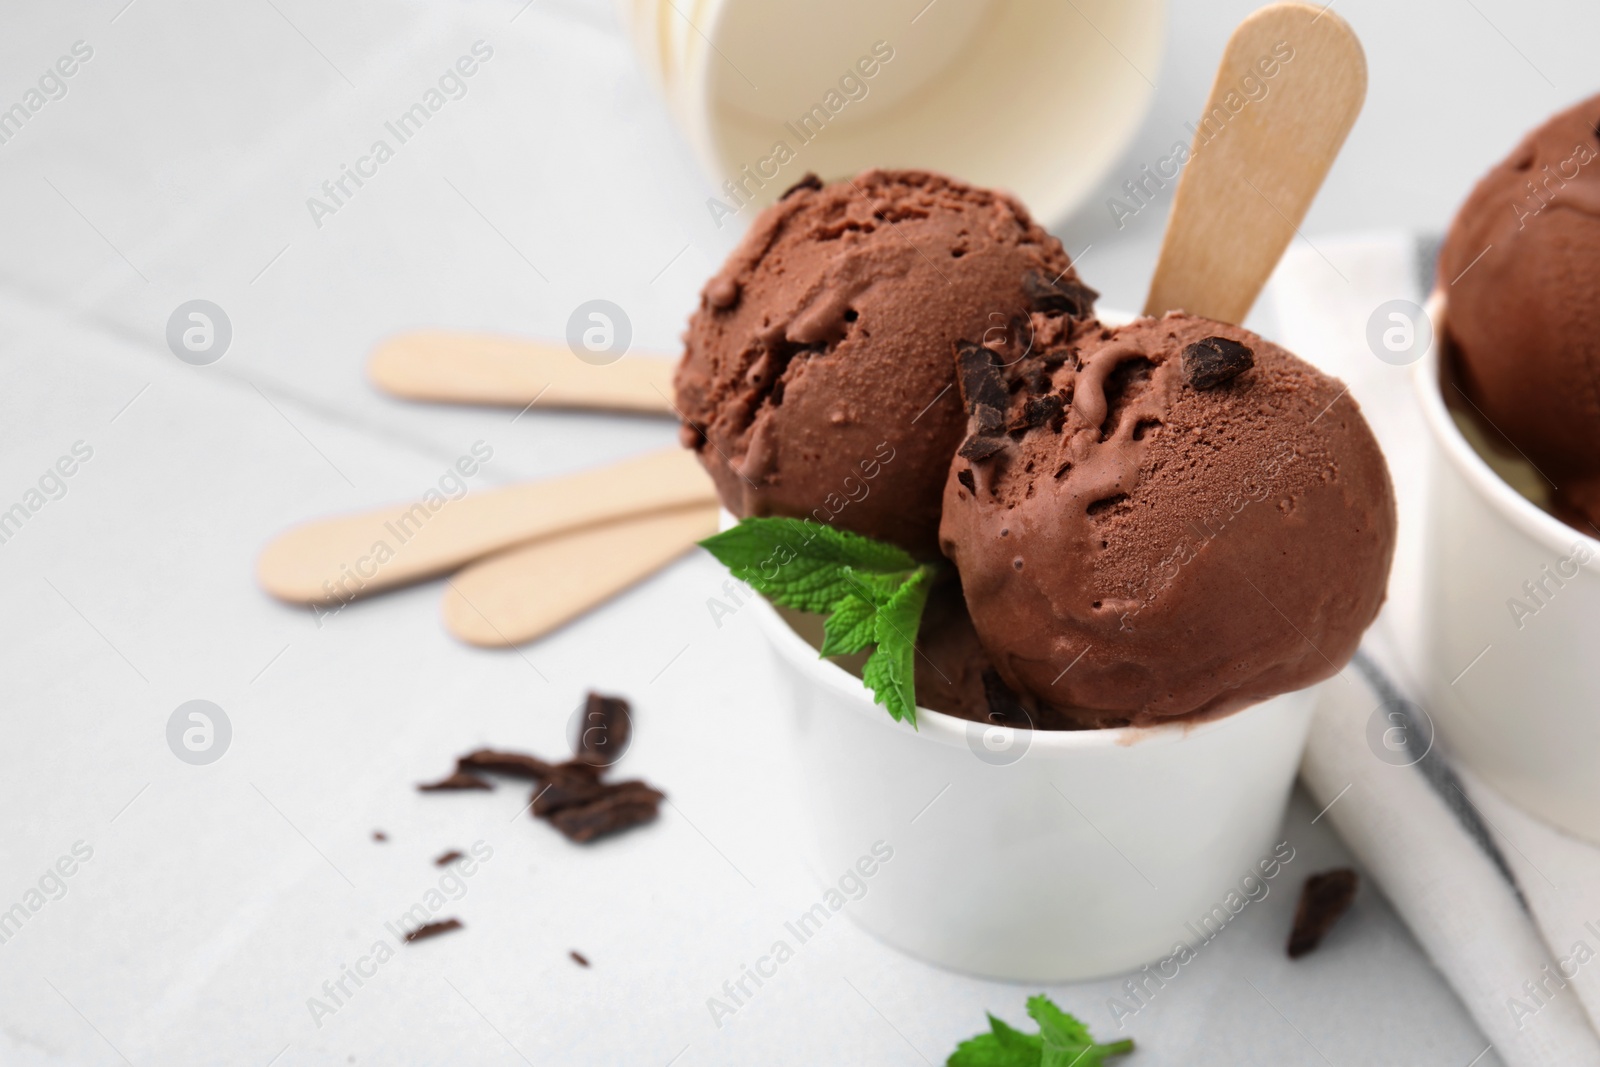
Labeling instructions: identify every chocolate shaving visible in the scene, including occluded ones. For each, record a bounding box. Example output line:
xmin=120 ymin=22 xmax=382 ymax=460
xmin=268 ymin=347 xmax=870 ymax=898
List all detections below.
xmin=956 ymin=342 xmax=1007 ymax=414
xmin=531 ymin=764 xmax=609 ymax=817
xmin=958 ymin=435 xmax=1006 ymax=462
xmin=1287 ymin=868 xmax=1359 ymax=958
xmin=981 ymin=670 xmax=1031 ymax=727
xmin=574 ymin=692 xmax=632 ymax=767
xmin=423 ymin=696 xmax=665 ymax=845
xmin=405 ymin=918 xmax=463 ymax=943
xmin=457 ymin=749 xmax=558 ymax=781
xmin=1182 ymin=336 xmax=1255 ymax=390
xmin=372 ymin=830 xmax=387 ymax=842
xmin=1024 ymin=270 xmax=1097 ymax=318
xmin=434 ymin=850 xmax=464 ymax=866
xmin=547 ymin=781 xmax=665 ymax=843
xmin=1010 ymin=394 xmax=1064 ymax=433
xmin=780 ymin=173 xmax=823 ymax=199
xmin=417 ymin=770 xmax=494 ymax=792
xmin=570 ymin=950 xmax=590 ymax=967
xmin=972 ymin=403 xmax=1005 ymax=436
xmin=956 ymin=468 xmax=976 ymax=494
xmin=1021 ymin=365 xmax=1053 ymax=394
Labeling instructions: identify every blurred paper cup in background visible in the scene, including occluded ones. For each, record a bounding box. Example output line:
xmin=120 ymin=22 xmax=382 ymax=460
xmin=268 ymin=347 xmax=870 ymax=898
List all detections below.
xmin=620 ymin=0 xmax=1166 ymax=226
xmin=1415 ymin=293 xmax=1600 ymax=845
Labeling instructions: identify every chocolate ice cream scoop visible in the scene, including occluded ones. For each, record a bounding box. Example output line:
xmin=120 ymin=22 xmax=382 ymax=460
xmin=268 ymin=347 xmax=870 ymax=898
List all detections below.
xmin=1439 ymin=92 xmax=1600 ymax=530
xmin=938 ymin=313 xmax=1396 ymax=728
xmin=674 ymin=169 xmax=1094 ymax=554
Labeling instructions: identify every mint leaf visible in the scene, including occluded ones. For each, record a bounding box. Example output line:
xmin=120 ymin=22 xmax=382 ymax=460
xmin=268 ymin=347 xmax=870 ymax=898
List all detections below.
xmin=819 ymin=593 xmax=878 ymax=657
xmin=699 ymin=518 xmax=918 ymax=612
xmin=947 ymin=1014 xmax=1043 ymax=1067
xmin=699 ymin=518 xmax=936 ymax=726
xmin=1027 ymin=996 xmax=1094 ymax=1047
xmin=947 ymin=996 xmax=1134 ymax=1067
xmin=862 ymin=567 xmax=933 ymax=724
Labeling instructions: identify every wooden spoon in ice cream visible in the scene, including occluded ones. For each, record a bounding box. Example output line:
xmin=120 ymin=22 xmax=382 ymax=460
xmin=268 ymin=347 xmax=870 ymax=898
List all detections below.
xmin=1144 ymin=2 xmax=1365 ymax=323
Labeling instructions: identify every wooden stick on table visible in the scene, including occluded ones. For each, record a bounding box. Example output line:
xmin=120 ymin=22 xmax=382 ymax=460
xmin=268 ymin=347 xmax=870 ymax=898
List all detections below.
xmin=368 ymin=331 xmax=678 ymax=414
xmin=442 ymin=503 xmax=720 ymax=647
xmin=256 ymin=448 xmax=716 ymax=604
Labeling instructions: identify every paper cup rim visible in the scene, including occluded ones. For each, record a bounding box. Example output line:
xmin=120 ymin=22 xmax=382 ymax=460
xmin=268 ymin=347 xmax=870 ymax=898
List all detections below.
xmin=1414 ymin=291 xmax=1600 ymax=558
xmin=743 ymin=560 xmax=1313 ymax=753
xmin=661 ymin=0 xmax=1165 ymax=227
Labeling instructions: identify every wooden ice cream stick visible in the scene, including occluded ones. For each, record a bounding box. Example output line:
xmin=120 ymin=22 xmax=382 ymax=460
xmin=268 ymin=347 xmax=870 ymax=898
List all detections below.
xmin=441 ymin=503 xmax=720 ymax=647
xmin=1143 ymin=2 xmax=1366 ymax=324
xmin=368 ymin=331 xmax=677 ymax=414
xmin=256 ymin=448 xmax=716 ymax=604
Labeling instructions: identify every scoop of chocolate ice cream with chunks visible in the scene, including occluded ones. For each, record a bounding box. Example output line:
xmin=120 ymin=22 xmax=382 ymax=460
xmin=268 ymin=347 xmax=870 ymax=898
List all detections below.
xmin=940 ymin=313 xmax=1396 ymax=729
xmin=674 ymin=169 xmax=1097 ymax=555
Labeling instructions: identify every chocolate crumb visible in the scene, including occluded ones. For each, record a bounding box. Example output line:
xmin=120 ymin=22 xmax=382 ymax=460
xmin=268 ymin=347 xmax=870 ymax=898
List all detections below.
xmin=780 ymin=173 xmax=823 ymax=200
xmin=570 ymin=950 xmax=589 ymax=967
xmin=372 ymin=830 xmax=387 ymax=842
xmin=958 ymin=435 xmax=1006 ymax=462
xmin=405 ymin=918 xmax=463 ymax=943
xmin=547 ymin=781 xmax=665 ymax=843
xmin=418 ymin=770 xmax=494 ymax=792
xmin=458 ymin=749 xmax=558 ymax=781
xmin=1024 ymin=270 xmax=1097 ymax=318
xmin=434 ymin=850 xmax=464 ymax=866
xmin=574 ymin=693 xmax=632 ymax=767
xmin=1287 ymin=868 xmax=1359 ymax=958
xmin=956 ymin=468 xmax=976 ymax=494
xmin=1182 ymin=336 xmax=1255 ymax=390
xmin=956 ymin=342 xmax=1007 ymax=414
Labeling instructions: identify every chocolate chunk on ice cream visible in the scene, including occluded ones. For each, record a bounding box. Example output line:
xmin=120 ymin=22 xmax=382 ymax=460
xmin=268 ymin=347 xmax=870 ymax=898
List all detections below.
xmin=939 ymin=313 xmax=1396 ymax=728
xmin=675 ymin=169 xmax=1095 ymax=554
xmin=1439 ymin=92 xmax=1600 ymax=531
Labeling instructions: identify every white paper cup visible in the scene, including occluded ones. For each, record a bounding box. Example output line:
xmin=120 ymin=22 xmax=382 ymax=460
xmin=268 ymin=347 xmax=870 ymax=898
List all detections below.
xmin=747 ymin=586 xmax=1315 ymax=981
xmin=1415 ymin=294 xmax=1600 ymax=844
xmin=620 ymin=0 xmax=1165 ymax=225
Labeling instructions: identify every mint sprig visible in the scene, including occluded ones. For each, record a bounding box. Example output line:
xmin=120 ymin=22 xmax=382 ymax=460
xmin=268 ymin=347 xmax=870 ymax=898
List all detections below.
xmin=698 ymin=517 xmax=935 ymax=726
xmin=948 ymin=995 xmax=1134 ymax=1067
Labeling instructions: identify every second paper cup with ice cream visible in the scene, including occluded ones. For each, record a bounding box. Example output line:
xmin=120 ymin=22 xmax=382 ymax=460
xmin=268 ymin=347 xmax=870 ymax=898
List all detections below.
xmin=1415 ymin=293 xmax=1600 ymax=845
xmin=618 ymin=0 xmax=1165 ymax=225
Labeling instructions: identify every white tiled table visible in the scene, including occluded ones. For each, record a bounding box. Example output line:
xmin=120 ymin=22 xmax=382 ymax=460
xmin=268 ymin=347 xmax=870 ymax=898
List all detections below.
xmin=5 ymin=0 xmax=1592 ymax=1061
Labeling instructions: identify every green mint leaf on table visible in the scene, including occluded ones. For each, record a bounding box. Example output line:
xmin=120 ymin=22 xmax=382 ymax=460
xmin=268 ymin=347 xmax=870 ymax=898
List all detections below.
xmin=947 ymin=996 xmax=1134 ymax=1067
xmin=947 ymin=1013 xmax=1042 ymax=1066
xmin=699 ymin=517 xmax=936 ymax=726
xmin=1027 ymin=995 xmax=1095 ymax=1049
